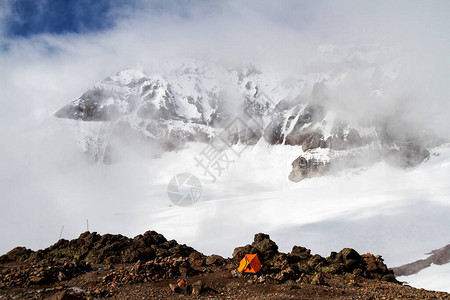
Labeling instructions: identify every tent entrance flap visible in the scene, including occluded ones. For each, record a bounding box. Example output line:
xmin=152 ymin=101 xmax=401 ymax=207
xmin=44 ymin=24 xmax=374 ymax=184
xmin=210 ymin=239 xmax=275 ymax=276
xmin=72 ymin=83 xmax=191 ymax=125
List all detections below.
xmin=238 ymin=254 xmax=262 ymax=274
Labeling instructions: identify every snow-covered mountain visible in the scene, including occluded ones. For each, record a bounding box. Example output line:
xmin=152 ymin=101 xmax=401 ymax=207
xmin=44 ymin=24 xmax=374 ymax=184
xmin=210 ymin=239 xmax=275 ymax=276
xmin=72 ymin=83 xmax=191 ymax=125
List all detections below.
xmin=55 ymin=46 xmax=439 ymax=178
xmin=55 ymin=62 xmax=280 ymax=162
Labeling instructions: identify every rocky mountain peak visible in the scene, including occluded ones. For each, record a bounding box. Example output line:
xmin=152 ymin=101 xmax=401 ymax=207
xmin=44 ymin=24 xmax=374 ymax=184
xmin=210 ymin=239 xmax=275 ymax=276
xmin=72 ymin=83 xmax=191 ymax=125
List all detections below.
xmin=54 ymin=54 xmax=439 ymax=178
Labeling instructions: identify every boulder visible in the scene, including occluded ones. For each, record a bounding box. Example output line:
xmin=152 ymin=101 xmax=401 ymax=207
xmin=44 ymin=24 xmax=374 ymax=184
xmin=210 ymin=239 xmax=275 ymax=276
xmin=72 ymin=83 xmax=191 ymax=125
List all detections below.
xmin=288 ymin=156 xmax=329 ymax=182
xmin=337 ymin=248 xmax=366 ymax=273
xmin=253 ymin=233 xmax=271 ymax=244
xmin=232 ymin=244 xmax=252 ymax=263
xmin=205 ymin=254 xmax=225 ymax=266
xmin=188 ymin=251 xmax=205 ymax=267
xmin=290 ymin=246 xmax=312 ymax=261
xmin=251 ymin=233 xmax=278 ymax=262
xmin=307 ymin=254 xmax=327 ymax=271
xmin=362 ymin=253 xmax=397 ymax=281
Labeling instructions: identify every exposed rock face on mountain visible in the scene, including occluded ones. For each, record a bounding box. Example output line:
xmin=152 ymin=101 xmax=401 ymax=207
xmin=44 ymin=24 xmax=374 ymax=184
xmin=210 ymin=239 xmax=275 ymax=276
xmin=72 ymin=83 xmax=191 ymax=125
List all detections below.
xmin=287 ymin=139 xmax=432 ymax=182
xmin=55 ymin=48 xmax=439 ymax=177
xmin=392 ymin=243 xmax=450 ymax=276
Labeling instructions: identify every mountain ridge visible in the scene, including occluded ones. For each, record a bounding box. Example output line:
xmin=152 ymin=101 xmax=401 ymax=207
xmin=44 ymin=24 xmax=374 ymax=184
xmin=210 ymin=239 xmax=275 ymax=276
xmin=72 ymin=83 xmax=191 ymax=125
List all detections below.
xmin=55 ymin=53 xmax=439 ymax=179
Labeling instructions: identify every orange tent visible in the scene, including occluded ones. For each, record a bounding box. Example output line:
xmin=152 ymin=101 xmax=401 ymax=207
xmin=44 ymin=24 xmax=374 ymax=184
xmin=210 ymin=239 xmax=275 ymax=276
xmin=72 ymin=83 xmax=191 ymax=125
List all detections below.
xmin=238 ymin=254 xmax=262 ymax=274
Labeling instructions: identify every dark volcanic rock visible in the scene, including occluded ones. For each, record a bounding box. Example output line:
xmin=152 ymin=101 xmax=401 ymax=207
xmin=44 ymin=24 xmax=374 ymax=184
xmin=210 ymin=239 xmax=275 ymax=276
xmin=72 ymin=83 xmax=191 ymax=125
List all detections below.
xmin=232 ymin=233 xmax=397 ymax=285
xmin=188 ymin=251 xmax=205 ymax=268
xmin=0 ymin=230 xmax=402 ymax=296
xmin=232 ymin=244 xmax=253 ymax=264
xmin=0 ymin=247 xmax=33 ymax=263
xmin=251 ymin=233 xmax=279 ymax=263
xmin=340 ymin=248 xmax=366 ymax=273
xmin=290 ymin=246 xmax=312 ymax=261
xmin=101 ymin=258 xmax=198 ymax=286
xmin=0 ymin=261 xmax=91 ymax=288
xmin=2 ymin=230 xmax=195 ymax=266
xmin=205 ymin=254 xmax=225 ymax=266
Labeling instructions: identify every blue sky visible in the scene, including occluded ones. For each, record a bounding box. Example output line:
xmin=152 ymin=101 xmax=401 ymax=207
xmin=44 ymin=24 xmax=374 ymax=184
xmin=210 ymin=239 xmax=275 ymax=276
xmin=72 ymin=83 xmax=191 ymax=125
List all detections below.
xmin=4 ymin=0 xmax=122 ymax=37
xmin=1 ymin=0 xmax=218 ymax=38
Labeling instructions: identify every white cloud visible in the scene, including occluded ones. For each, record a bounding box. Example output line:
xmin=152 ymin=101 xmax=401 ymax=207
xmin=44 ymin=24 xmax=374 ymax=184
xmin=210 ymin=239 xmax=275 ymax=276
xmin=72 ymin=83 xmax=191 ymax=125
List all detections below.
xmin=0 ymin=0 xmax=449 ymax=264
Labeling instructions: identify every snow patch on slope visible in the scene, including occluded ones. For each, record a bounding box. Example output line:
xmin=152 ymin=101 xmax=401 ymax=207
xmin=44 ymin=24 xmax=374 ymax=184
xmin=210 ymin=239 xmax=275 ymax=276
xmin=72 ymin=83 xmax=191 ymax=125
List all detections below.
xmin=398 ymin=263 xmax=450 ymax=293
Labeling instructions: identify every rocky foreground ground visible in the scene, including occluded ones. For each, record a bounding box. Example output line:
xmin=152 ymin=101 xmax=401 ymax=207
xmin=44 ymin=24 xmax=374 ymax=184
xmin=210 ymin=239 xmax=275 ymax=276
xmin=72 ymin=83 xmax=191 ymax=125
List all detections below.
xmin=0 ymin=231 xmax=449 ymax=299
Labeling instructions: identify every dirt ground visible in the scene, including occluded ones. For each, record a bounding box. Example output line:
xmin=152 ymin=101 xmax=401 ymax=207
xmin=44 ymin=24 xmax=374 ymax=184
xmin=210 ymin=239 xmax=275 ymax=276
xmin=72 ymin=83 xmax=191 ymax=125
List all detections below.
xmin=1 ymin=264 xmax=449 ymax=300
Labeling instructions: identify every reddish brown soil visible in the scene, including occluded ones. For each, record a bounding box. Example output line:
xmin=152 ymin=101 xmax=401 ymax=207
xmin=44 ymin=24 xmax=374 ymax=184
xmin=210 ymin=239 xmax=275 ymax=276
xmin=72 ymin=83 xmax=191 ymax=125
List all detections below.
xmin=1 ymin=264 xmax=449 ymax=300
